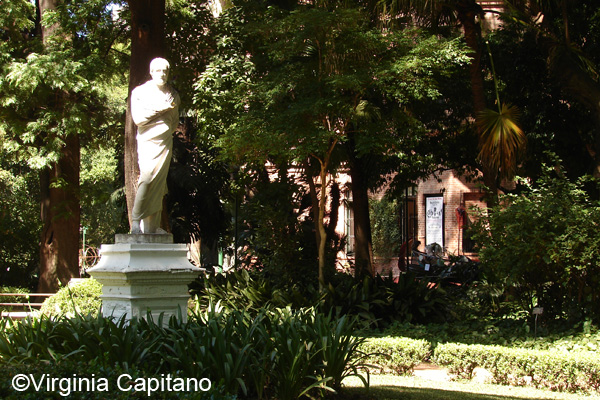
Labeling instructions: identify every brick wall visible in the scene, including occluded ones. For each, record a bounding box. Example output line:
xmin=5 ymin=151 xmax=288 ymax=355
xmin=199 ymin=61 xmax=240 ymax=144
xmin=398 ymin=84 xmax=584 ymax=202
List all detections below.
xmin=416 ymin=170 xmax=485 ymax=256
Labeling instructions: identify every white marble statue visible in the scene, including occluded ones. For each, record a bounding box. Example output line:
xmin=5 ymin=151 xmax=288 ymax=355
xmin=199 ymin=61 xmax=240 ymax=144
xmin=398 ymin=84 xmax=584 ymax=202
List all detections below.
xmin=130 ymin=57 xmax=180 ymax=234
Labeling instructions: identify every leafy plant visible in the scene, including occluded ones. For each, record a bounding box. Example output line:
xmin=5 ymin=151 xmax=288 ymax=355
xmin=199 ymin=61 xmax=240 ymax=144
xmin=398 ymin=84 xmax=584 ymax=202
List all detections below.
xmin=307 ymin=313 xmax=369 ymax=392
xmin=320 ymin=272 xmax=450 ymax=328
xmin=190 ymin=270 xmax=311 ymax=315
xmin=470 ymin=163 xmax=600 ymax=324
xmin=1 ymin=306 xmax=371 ymax=398
xmin=39 ymin=278 xmax=102 ymax=318
xmin=370 ymin=197 xmax=402 ymax=261
xmin=267 ymin=309 xmax=332 ymax=400
xmin=192 ymin=269 xmax=450 ymax=329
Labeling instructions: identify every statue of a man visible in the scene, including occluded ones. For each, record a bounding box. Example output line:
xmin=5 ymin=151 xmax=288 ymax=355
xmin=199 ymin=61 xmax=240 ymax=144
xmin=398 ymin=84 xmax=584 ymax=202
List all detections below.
xmin=130 ymin=57 xmax=180 ymax=234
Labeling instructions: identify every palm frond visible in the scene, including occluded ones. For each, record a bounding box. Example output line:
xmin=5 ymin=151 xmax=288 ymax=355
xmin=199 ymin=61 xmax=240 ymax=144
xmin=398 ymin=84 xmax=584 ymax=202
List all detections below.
xmin=477 ymin=103 xmax=526 ymax=180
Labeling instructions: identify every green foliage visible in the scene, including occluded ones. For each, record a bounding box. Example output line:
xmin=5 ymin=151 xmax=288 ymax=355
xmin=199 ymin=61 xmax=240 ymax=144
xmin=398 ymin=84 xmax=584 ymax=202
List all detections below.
xmin=192 ymin=269 xmax=450 ymax=328
xmin=486 ymin=13 xmax=598 ymax=181
xmin=358 ymin=337 xmax=431 ymax=375
xmin=1 ymin=46 xmax=123 ymax=169
xmin=80 ymin=146 xmax=128 ymax=246
xmin=195 ymin=2 xmax=470 ymax=165
xmin=264 ymin=309 xmax=333 ymax=399
xmin=190 ymin=270 xmax=312 ymax=315
xmin=0 ymin=308 xmax=368 ymax=398
xmin=432 ymin=343 xmax=479 ymax=380
xmin=231 ymin=169 xmax=323 ymax=284
xmin=166 ymin=120 xmax=231 ymax=247
xmin=0 ymin=287 xmax=31 ymax=312
xmin=470 ymin=164 xmax=600 ymax=323
xmin=194 ymin=1 xmax=471 ymax=288
xmin=370 ymin=197 xmax=402 ymax=260
xmin=165 ymin=1 xmax=215 ymax=108
xmin=0 ymin=164 xmax=40 ymax=288
xmin=321 ymin=273 xmax=450 ymax=328
xmin=0 ymin=0 xmax=128 ymax=291
xmin=40 ymin=278 xmax=102 ymax=318
xmin=312 ymin=314 xmax=369 ymax=391
xmin=477 ymin=102 xmax=526 ymax=181
xmin=383 ymin=318 xmax=600 ymax=357
xmin=432 ymin=342 xmax=600 ymax=393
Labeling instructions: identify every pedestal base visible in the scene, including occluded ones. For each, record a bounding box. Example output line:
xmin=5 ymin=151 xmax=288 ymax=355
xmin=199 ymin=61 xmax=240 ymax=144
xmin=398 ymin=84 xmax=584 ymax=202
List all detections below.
xmin=87 ymin=233 xmax=202 ymax=323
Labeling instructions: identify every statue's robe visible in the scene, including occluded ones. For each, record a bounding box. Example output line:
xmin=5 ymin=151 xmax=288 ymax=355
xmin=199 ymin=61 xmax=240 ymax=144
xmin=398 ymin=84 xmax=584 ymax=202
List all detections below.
xmin=130 ymin=81 xmax=180 ymax=221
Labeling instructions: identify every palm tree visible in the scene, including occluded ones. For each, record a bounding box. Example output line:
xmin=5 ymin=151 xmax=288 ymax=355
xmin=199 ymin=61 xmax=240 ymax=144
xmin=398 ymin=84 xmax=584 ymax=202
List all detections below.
xmin=372 ymin=0 xmax=525 ymax=196
xmin=477 ymin=39 xmax=526 ymax=181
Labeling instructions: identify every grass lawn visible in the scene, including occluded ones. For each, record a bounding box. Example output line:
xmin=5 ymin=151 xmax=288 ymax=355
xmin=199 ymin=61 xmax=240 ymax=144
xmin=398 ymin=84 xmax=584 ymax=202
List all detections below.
xmin=341 ymin=375 xmax=600 ymax=400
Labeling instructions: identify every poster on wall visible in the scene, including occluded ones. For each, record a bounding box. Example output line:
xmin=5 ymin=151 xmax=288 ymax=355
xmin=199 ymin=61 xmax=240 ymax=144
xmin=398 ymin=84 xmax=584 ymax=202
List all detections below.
xmin=425 ymin=195 xmax=444 ymax=247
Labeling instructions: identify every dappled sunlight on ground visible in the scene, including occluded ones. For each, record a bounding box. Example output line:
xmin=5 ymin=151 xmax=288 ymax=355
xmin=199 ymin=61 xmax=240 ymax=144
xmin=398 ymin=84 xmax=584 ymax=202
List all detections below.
xmin=341 ymin=374 xmax=600 ymax=400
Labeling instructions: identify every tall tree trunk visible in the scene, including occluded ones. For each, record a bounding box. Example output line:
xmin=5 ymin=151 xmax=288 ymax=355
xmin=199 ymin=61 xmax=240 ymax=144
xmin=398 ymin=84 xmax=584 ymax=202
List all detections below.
xmin=457 ymin=1 xmax=486 ymax=116
xmin=326 ymin=181 xmax=340 ymax=241
xmin=305 ymin=143 xmax=337 ymax=291
xmin=345 ymin=134 xmax=374 ymax=278
xmin=37 ymin=0 xmax=81 ymax=293
xmin=38 ymin=134 xmax=81 ymax=293
xmin=457 ymin=1 xmax=498 ymax=201
xmin=124 ymin=0 xmax=166 ymax=227
xmin=348 ymin=161 xmax=374 ymax=279
xmin=317 ymin=163 xmax=329 ymax=291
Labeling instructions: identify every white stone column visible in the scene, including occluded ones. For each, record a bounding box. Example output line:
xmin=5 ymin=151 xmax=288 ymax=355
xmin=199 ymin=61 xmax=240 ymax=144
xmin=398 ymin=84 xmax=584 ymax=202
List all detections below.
xmin=87 ymin=234 xmax=202 ymax=323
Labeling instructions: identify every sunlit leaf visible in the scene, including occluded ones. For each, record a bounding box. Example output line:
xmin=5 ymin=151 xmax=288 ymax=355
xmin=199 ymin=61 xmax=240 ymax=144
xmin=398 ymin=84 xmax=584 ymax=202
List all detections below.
xmin=477 ymin=103 xmax=526 ymax=180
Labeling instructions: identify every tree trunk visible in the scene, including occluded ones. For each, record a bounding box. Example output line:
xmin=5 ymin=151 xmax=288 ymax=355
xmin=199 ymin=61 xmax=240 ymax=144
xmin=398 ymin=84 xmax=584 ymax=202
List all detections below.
xmin=457 ymin=1 xmax=486 ymax=116
xmin=37 ymin=0 xmax=80 ymax=293
xmin=348 ymin=158 xmax=374 ymax=279
xmin=305 ymin=159 xmax=322 ymax=256
xmin=38 ymin=134 xmax=81 ymax=293
xmin=317 ymin=163 xmax=328 ymax=291
xmin=326 ymin=181 xmax=340 ymax=241
xmin=305 ymin=144 xmax=336 ymax=291
xmin=345 ymin=132 xmax=374 ymax=278
xmin=124 ymin=0 xmax=166 ymax=227
xmin=457 ymin=1 xmax=498 ymax=201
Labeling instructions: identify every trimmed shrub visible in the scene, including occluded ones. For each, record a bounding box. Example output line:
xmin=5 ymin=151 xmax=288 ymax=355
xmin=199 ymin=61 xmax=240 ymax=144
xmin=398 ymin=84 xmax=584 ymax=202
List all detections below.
xmin=433 ymin=342 xmax=600 ymax=393
xmin=432 ymin=343 xmax=479 ymax=380
xmin=358 ymin=337 xmax=430 ymax=375
xmin=40 ymin=278 xmax=102 ymax=318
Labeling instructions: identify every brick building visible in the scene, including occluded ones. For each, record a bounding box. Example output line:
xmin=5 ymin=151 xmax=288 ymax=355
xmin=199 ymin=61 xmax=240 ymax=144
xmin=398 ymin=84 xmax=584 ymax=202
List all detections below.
xmin=414 ymin=170 xmax=486 ymax=257
xmin=334 ymin=169 xmax=487 ymax=276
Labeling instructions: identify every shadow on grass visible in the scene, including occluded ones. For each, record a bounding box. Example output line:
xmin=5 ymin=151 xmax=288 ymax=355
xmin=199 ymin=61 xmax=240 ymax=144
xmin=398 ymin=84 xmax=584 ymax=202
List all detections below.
xmin=340 ymin=385 xmax=565 ymax=400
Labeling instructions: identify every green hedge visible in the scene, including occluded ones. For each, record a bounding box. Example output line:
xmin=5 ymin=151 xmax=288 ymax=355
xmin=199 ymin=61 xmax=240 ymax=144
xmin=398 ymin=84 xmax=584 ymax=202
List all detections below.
xmin=433 ymin=342 xmax=600 ymax=393
xmin=359 ymin=337 xmax=431 ymax=375
xmin=432 ymin=343 xmax=480 ymax=380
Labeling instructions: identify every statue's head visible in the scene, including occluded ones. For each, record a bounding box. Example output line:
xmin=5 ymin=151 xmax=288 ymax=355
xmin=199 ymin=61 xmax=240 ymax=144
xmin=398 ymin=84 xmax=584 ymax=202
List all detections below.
xmin=149 ymin=57 xmax=170 ymax=87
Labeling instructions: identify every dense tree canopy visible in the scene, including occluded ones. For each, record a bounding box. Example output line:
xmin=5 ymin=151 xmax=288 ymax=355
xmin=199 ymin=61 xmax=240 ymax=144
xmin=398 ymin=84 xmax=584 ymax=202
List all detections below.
xmin=194 ymin=0 xmax=471 ymax=286
xmin=0 ymin=0 xmax=129 ymax=291
xmin=0 ymin=0 xmax=599 ymax=311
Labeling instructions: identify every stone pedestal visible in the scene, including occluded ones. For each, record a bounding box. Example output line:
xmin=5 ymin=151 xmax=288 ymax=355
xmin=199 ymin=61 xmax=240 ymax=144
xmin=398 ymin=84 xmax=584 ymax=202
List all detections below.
xmin=87 ymin=233 xmax=202 ymax=323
